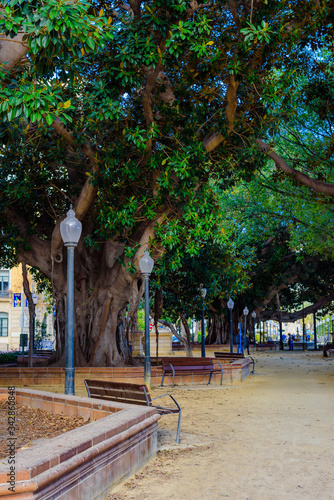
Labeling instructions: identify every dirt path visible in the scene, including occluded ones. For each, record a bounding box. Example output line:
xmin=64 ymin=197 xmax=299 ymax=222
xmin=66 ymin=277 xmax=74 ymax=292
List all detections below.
xmin=108 ymin=351 xmax=334 ymax=500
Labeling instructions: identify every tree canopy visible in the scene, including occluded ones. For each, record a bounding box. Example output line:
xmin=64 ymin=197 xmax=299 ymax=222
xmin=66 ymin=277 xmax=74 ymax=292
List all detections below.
xmin=1 ymin=0 xmax=334 ymax=364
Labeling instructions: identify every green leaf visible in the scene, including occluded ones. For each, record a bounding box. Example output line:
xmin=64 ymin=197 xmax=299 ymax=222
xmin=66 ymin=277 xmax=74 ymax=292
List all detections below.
xmin=86 ymin=38 xmax=95 ymax=50
xmin=45 ymin=114 xmax=53 ymax=125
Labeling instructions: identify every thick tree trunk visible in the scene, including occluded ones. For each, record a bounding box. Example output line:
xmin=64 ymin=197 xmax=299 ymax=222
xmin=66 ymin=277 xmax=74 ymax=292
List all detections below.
xmin=206 ymin=314 xmax=228 ymax=345
xmin=47 ymin=241 xmax=144 ymax=367
xmin=180 ymin=313 xmax=192 ymax=357
xmin=21 ymin=264 xmax=35 ymax=368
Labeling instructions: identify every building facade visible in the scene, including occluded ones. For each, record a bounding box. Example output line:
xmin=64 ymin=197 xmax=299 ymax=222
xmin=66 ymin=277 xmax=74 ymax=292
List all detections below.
xmin=0 ymin=265 xmax=54 ymax=351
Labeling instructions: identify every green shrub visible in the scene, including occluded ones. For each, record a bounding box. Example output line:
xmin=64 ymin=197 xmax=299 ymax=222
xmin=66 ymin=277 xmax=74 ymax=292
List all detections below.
xmin=0 ymin=352 xmax=19 ymax=364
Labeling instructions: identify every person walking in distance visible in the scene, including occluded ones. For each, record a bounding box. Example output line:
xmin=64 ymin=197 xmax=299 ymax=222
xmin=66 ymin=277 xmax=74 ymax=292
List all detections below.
xmin=288 ymin=333 xmax=294 ymax=351
xmin=236 ymin=330 xmax=243 ymax=354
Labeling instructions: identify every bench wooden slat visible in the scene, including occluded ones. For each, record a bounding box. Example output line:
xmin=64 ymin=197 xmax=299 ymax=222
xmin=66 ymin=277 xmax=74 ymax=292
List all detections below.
xmin=162 ymin=365 xmax=217 ymax=372
xmin=85 ymin=379 xmax=149 ymax=392
xmin=160 ymin=357 xmax=223 ymax=387
xmin=162 ymin=357 xmax=214 ymax=365
xmin=90 ymin=393 xmax=148 ymax=406
xmin=214 ymin=352 xmax=244 ymax=358
xmin=88 ymin=387 xmax=149 ymax=403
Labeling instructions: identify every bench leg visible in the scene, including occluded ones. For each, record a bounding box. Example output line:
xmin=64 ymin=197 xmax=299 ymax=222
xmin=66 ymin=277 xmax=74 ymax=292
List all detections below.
xmin=208 ymin=371 xmax=212 ymax=385
xmin=248 ymin=356 xmax=255 ymax=374
xmin=209 ymin=363 xmax=223 ymax=385
xmin=171 ymin=364 xmax=175 ymax=388
xmin=217 ymin=362 xmax=223 ymax=385
xmin=160 ymin=370 xmax=165 ymax=387
xmin=176 ymin=409 xmax=181 ymax=444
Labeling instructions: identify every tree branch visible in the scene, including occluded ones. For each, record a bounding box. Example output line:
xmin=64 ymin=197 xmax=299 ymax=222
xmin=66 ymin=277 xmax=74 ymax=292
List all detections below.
xmin=50 ymin=119 xmax=99 ymax=262
xmin=5 ymin=207 xmax=51 ymax=275
xmin=256 ymin=139 xmax=334 ymax=195
xmin=0 ymin=33 xmax=29 ymax=71
xmin=262 ymin=294 xmax=334 ymax=322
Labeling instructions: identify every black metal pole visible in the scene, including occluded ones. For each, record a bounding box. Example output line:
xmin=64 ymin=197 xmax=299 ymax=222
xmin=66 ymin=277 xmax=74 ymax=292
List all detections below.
xmin=253 ymin=318 xmax=256 ymax=351
xmin=313 ymin=312 xmax=317 ymax=350
xmin=279 ymin=321 xmax=283 ymax=350
xmin=302 ymin=313 xmax=306 ymax=350
xmin=201 ymin=306 xmax=205 ymax=358
xmin=65 ymin=245 xmax=75 ymax=395
xmin=144 ymin=275 xmax=151 ymax=389
xmin=244 ymin=316 xmax=247 ymax=344
xmin=229 ymin=309 xmax=233 ymax=353
xmin=32 ymin=313 xmax=36 ymax=352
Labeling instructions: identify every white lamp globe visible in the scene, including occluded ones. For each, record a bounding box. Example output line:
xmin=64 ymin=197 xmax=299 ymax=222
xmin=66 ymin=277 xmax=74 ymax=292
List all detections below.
xmin=60 ymin=207 xmax=82 ymax=247
xmin=139 ymin=250 xmax=154 ymax=275
xmin=227 ymin=298 xmax=234 ymax=310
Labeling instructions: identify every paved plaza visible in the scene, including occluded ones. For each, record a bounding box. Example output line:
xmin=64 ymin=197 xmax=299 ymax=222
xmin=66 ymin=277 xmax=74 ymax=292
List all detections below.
xmin=108 ymin=351 xmax=334 ymax=500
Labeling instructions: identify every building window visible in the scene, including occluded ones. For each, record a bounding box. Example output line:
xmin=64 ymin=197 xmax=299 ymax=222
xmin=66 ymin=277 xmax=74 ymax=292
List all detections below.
xmin=0 ymin=270 xmax=9 ymax=297
xmin=0 ymin=312 xmax=8 ymax=337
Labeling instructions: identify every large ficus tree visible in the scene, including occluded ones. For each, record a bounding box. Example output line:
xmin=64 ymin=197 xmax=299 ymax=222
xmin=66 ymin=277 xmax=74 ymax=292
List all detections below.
xmin=0 ymin=0 xmax=330 ymax=365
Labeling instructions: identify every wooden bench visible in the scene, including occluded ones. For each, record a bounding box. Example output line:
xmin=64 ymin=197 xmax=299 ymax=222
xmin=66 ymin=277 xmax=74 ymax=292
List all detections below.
xmin=256 ymin=342 xmax=277 ymax=351
xmin=214 ymin=352 xmax=255 ymax=374
xmin=160 ymin=357 xmax=223 ymax=388
xmin=84 ymin=379 xmax=181 ymax=443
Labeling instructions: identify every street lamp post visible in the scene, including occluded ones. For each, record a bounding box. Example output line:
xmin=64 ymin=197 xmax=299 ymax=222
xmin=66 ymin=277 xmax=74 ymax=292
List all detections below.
xmin=321 ymin=319 xmax=324 ymax=342
xmin=252 ymin=311 xmax=256 ymax=351
xmin=60 ymin=206 xmax=82 ymax=396
xmin=227 ymin=298 xmax=234 ymax=353
xmin=279 ymin=320 xmax=283 ymax=350
xmin=243 ymin=306 xmax=249 ymax=348
xmin=327 ymin=317 xmax=330 ymax=343
xmin=313 ymin=313 xmax=317 ymax=350
xmin=28 ymin=293 xmax=39 ymax=368
xmin=200 ymin=287 xmax=207 ymax=358
xmin=139 ymin=250 xmax=154 ymax=390
xmin=302 ymin=313 xmax=306 ymax=351
xmin=32 ymin=293 xmax=38 ymax=351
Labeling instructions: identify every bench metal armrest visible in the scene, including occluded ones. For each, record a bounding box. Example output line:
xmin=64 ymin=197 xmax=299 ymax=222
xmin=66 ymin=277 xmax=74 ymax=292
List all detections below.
xmin=246 ymin=356 xmax=255 ymax=374
xmin=161 ymin=363 xmax=176 ymax=387
xmin=152 ymin=393 xmax=181 ymax=413
xmin=84 ymin=380 xmax=91 ymax=398
xmin=151 ymin=394 xmax=181 ymax=444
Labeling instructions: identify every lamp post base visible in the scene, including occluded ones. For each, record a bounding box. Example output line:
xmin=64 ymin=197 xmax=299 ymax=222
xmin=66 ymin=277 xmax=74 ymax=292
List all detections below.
xmin=65 ymin=368 xmax=75 ymax=395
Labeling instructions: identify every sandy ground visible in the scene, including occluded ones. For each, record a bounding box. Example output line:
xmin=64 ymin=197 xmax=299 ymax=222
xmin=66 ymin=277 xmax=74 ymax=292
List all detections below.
xmin=105 ymin=350 xmax=334 ymax=500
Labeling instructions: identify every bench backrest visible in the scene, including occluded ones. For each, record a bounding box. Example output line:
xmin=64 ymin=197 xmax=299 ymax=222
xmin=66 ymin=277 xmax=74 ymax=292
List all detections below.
xmin=84 ymin=379 xmax=151 ymax=406
xmin=214 ymin=352 xmax=244 ymax=359
xmin=161 ymin=357 xmax=214 ymax=371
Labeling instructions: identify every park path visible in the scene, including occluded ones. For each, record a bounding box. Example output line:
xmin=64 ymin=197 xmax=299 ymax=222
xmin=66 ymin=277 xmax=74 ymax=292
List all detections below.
xmin=109 ymin=351 xmax=334 ymax=500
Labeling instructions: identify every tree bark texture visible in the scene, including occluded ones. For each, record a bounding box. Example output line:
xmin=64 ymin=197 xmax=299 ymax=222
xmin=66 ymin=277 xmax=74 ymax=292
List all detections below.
xmin=21 ymin=263 xmax=35 ymax=368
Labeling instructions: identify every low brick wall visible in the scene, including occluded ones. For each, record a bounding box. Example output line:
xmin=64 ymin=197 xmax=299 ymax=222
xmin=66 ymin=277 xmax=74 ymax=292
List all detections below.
xmin=0 ymin=358 xmax=251 ymax=388
xmin=0 ymin=388 xmax=159 ymax=499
